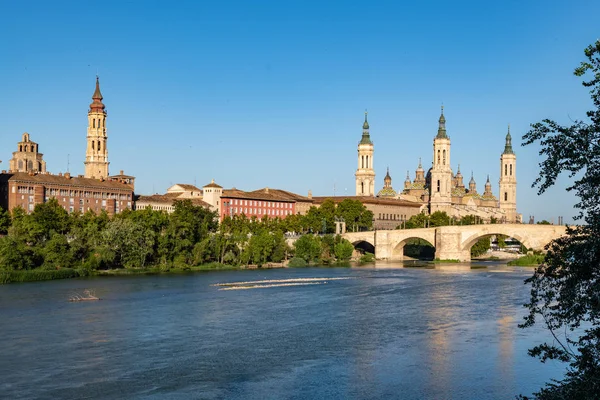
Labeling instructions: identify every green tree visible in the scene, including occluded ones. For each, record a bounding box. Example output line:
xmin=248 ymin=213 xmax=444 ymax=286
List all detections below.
xmin=519 ymin=40 xmax=600 ymax=399
xmin=429 ymin=211 xmax=451 ymax=227
xmin=404 ymin=212 xmax=429 ymax=229
xmin=294 ymin=234 xmax=322 ymax=263
xmin=0 ymin=207 xmax=10 ymax=235
xmin=334 ymin=238 xmax=354 ymax=261
xmin=536 ymin=220 xmax=552 ymax=225
xmin=470 ymin=237 xmax=490 ymax=257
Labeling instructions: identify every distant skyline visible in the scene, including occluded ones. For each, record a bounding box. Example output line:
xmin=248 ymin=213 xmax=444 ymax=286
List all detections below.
xmin=1 ymin=0 xmax=598 ymax=223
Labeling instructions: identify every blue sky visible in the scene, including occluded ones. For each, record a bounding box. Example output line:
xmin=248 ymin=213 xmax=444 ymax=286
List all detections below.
xmin=1 ymin=0 xmax=598 ymax=223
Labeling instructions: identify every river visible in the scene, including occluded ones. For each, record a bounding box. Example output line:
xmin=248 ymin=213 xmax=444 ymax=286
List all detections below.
xmin=0 ymin=262 xmax=564 ymax=399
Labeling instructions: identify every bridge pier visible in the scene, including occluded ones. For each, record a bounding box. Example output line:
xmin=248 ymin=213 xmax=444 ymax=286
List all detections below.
xmin=435 ymin=229 xmax=471 ymax=262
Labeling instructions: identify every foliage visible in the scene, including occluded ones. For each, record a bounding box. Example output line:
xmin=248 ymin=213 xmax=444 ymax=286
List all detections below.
xmin=404 ymin=212 xmax=430 ymax=229
xmin=334 ymin=238 xmax=354 ymax=261
xmin=294 ymin=234 xmax=322 ymax=263
xmin=536 ymin=220 xmax=552 ymax=225
xmin=359 ymin=252 xmax=375 ymax=263
xmin=0 ymin=207 xmax=10 ymax=235
xmin=470 ymin=237 xmax=490 ymax=257
xmin=288 ymin=257 xmax=308 ymax=267
xmin=0 ymin=268 xmax=82 ymax=284
xmin=507 ymin=254 xmax=546 ymax=266
xmin=518 ymin=40 xmax=600 ymax=399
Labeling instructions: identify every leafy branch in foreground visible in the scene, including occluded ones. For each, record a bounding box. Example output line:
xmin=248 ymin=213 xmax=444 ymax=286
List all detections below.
xmin=519 ymin=40 xmax=600 ymax=399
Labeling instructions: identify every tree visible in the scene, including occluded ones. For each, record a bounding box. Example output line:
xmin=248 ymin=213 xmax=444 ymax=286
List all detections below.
xmin=519 ymin=40 xmax=600 ymax=399
xmin=536 ymin=220 xmax=552 ymax=225
xmin=404 ymin=212 xmax=429 ymax=229
xmin=429 ymin=211 xmax=451 ymax=227
xmin=0 ymin=207 xmax=10 ymax=235
xmin=334 ymin=238 xmax=354 ymax=261
xmin=294 ymin=235 xmax=322 ymax=263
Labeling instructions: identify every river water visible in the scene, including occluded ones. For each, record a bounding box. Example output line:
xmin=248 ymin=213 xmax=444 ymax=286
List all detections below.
xmin=0 ymin=263 xmax=564 ymax=399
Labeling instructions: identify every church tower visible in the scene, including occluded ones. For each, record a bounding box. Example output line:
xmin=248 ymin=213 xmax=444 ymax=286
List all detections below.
xmin=84 ymin=77 xmax=109 ymax=179
xmin=355 ymin=111 xmax=375 ymax=196
xmin=429 ymin=106 xmax=452 ymax=213
xmin=499 ymin=125 xmax=517 ymax=222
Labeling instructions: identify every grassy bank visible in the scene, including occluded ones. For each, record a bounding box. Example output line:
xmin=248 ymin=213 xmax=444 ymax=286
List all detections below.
xmin=507 ymin=254 xmax=546 ymax=266
xmin=0 ymin=268 xmax=84 ymax=284
xmin=1 ymin=263 xmax=245 ymax=284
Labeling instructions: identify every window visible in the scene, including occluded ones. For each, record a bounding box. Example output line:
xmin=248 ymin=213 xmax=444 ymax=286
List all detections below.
xmin=437 ymin=150 xmax=440 ymax=164
xmin=443 ymin=149 xmax=446 ymax=165
xmin=361 ymin=182 xmax=364 ymax=194
xmin=505 ymin=164 xmax=507 ymax=176
xmin=510 ymin=164 xmax=513 ymax=176
xmin=504 ymin=192 xmax=508 ymax=201
xmin=437 ymin=180 xmax=441 ymax=192
xmin=93 ymin=119 xmax=96 ymax=128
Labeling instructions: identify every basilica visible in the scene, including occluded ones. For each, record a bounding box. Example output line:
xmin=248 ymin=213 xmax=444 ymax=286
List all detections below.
xmin=355 ymin=108 xmax=520 ymax=223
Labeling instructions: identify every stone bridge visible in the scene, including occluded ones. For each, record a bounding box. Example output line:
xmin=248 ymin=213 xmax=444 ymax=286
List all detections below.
xmin=341 ymin=224 xmax=568 ymax=262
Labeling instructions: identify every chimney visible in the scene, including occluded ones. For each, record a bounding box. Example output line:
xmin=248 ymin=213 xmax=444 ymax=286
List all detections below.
xmin=308 ymin=190 xmax=312 ymax=199
xmin=120 ymin=170 xmax=124 ymax=175
xmin=58 ymin=172 xmax=63 ymax=177
xmin=265 ymin=187 xmax=269 ymax=193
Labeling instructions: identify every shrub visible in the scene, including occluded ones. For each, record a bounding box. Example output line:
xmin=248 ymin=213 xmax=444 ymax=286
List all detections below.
xmin=288 ymin=257 xmax=308 ymax=267
xmin=359 ymin=252 xmax=375 ymax=263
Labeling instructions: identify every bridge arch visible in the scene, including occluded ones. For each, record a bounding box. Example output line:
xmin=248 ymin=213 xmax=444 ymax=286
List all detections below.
xmin=352 ymin=240 xmax=375 ymax=255
xmin=462 ymin=231 xmax=531 ymax=255
xmin=391 ymin=237 xmax=435 ymax=260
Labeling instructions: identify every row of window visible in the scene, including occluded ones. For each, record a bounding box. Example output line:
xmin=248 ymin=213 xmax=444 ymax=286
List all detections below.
xmin=227 ymin=199 xmax=292 ymax=208
xmin=378 ymin=213 xmax=407 ymax=221
xmin=229 ymin=208 xmax=292 ymax=216
xmin=15 ymin=185 xmax=130 ymax=200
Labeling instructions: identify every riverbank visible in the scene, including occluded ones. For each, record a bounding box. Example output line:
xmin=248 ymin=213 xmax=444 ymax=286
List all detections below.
xmin=0 ymin=262 xmax=289 ymax=284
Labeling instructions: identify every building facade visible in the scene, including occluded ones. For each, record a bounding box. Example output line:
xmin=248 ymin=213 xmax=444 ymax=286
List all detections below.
xmin=220 ymin=187 xmax=297 ymax=221
xmin=0 ymin=172 xmax=133 ymax=216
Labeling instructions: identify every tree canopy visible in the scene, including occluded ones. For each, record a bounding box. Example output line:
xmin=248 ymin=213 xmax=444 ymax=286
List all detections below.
xmin=519 ymin=40 xmax=600 ymax=399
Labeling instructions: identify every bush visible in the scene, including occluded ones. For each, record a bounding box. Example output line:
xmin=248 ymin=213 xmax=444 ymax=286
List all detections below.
xmin=359 ymin=252 xmax=375 ymax=264
xmin=288 ymin=257 xmax=308 ymax=267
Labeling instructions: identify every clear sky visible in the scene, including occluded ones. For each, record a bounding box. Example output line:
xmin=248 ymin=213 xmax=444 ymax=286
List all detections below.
xmin=1 ymin=0 xmax=598 ymax=223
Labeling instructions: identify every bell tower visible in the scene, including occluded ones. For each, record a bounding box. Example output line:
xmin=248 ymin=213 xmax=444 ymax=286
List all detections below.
xmin=429 ymin=106 xmax=452 ymax=213
xmin=355 ymin=111 xmax=375 ymax=196
xmin=84 ymin=77 xmax=109 ymax=179
xmin=499 ymin=125 xmax=517 ymax=222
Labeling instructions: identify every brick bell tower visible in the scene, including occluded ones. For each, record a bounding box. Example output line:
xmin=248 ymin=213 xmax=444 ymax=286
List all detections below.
xmin=84 ymin=77 xmax=109 ymax=179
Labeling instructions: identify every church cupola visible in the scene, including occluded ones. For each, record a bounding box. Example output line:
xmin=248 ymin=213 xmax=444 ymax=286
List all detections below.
xmin=384 ymin=167 xmax=392 ymax=187
xmin=455 ymin=164 xmax=464 ymax=188
xmin=89 ymin=76 xmax=106 ymax=113
xmin=468 ymin=172 xmax=477 ymax=193
xmin=484 ymin=175 xmax=492 ymax=194
xmin=503 ymin=125 xmax=514 ymax=154
xmin=360 ymin=111 xmax=372 ymax=145
xmin=404 ymin=170 xmax=412 ymax=189
xmin=415 ymin=158 xmax=425 ymax=183
xmin=436 ymin=105 xmax=448 ymax=139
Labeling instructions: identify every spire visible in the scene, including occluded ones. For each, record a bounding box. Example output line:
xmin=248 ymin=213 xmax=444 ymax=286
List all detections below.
xmin=417 ymin=157 xmax=423 ymax=171
xmin=456 ymin=163 xmax=462 ymax=176
xmin=89 ymin=76 xmax=106 ymax=113
xmin=385 ymin=167 xmax=391 ymax=180
xmin=360 ymin=110 xmax=372 ymax=144
xmin=436 ymin=105 xmax=448 ymax=139
xmin=503 ymin=124 xmax=514 ymax=154
xmin=469 ymin=171 xmax=476 ymax=185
